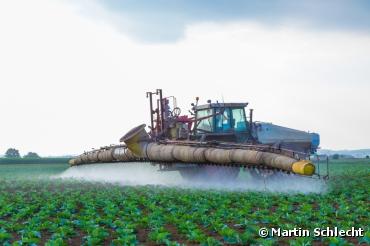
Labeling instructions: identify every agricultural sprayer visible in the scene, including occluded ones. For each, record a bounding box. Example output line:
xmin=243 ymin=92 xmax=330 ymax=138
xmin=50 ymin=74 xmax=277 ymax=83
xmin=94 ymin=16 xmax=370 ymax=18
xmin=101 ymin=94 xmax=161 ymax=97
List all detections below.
xmin=70 ymin=89 xmax=327 ymax=181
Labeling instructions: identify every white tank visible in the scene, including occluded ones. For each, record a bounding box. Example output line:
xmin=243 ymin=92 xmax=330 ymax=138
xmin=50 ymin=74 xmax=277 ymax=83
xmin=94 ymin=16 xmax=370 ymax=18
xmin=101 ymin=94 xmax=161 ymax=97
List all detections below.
xmin=254 ymin=122 xmax=317 ymax=154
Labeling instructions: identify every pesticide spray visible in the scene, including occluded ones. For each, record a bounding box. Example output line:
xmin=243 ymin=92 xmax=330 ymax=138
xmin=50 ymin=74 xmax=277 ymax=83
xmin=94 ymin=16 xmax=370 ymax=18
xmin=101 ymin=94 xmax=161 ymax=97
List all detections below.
xmin=58 ymin=162 xmax=327 ymax=194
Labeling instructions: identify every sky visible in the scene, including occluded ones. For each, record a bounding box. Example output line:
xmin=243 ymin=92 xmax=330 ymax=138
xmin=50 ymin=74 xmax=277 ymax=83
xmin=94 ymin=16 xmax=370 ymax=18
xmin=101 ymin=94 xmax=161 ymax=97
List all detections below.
xmin=0 ymin=0 xmax=369 ymax=156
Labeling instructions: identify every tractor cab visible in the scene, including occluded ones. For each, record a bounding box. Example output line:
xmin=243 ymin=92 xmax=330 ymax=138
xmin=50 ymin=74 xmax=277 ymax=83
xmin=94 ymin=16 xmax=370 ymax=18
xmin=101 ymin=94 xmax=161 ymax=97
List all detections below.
xmin=146 ymin=89 xmax=254 ymax=143
xmin=194 ymin=103 xmax=252 ymax=143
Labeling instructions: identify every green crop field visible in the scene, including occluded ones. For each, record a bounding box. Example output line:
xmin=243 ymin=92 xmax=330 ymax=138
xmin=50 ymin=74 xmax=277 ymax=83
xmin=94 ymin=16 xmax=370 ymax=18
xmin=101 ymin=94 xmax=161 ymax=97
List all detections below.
xmin=0 ymin=158 xmax=70 ymax=165
xmin=0 ymin=160 xmax=369 ymax=246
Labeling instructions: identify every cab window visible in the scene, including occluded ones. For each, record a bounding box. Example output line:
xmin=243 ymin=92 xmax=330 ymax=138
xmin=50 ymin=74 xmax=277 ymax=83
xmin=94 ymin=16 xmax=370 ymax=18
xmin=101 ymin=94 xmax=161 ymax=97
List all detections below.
xmin=196 ymin=109 xmax=213 ymax=132
xmin=231 ymin=108 xmax=247 ymax=131
xmin=215 ymin=108 xmax=231 ymax=132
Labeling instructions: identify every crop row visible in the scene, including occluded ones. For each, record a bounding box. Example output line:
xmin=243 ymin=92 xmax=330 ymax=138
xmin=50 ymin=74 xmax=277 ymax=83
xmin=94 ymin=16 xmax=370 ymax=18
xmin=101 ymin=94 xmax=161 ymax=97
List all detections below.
xmin=0 ymin=168 xmax=369 ymax=246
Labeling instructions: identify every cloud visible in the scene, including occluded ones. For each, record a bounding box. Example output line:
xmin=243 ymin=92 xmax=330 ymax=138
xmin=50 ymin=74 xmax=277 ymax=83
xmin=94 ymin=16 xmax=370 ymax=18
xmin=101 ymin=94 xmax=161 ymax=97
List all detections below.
xmin=0 ymin=0 xmax=369 ymax=156
xmin=82 ymin=0 xmax=370 ymax=42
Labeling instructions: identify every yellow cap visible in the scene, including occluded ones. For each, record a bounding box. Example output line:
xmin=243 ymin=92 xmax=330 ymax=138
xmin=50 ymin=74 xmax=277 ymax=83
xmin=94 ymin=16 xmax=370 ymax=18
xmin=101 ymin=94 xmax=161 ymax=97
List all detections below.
xmin=292 ymin=160 xmax=315 ymax=176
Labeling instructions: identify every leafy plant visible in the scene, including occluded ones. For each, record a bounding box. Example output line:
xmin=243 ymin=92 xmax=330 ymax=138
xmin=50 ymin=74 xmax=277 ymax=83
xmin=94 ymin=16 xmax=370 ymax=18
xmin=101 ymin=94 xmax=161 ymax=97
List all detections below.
xmin=0 ymin=161 xmax=368 ymax=245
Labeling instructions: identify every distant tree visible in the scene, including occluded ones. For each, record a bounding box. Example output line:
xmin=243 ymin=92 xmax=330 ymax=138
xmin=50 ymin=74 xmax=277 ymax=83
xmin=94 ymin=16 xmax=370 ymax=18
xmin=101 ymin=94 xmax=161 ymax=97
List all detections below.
xmin=5 ymin=148 xmax=20 ymax=158
xmin=23 ymin=152 xmax=40 ymax=158
xmin=332 ymin=154 xmax=339 ymax=160
xmin=366 ymin=155 xmax=369 ymax=159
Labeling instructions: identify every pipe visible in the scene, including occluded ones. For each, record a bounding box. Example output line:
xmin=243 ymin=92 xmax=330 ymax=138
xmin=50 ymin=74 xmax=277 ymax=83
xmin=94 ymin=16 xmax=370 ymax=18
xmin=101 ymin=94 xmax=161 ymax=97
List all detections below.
xmin=146 ymin=92 xmax=154 ymax=131
xmin=157 ymin=89 xmax=164 ymax=132
xmin=119 ymin=125 xmax=315 ymax=176
xmin=112 ymin=147 xmax=137 ymax=161
xmin=249 ymin=109 xmax=253 ymax=139
xmin=97 ymin=148 xmax=115 ymax=162
xmin=70 ymin=125 xmax=316 ymax=176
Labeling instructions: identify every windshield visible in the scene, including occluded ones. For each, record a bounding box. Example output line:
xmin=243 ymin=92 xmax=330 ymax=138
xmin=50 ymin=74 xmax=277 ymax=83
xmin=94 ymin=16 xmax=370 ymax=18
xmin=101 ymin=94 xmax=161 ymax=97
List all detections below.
xmin=215 ymin=108 xmax=231 ymax=132
xmin=196 ymin=107 xmax=247 ymax=133
xmin=196 ymin=109 xmax=213 ymax=132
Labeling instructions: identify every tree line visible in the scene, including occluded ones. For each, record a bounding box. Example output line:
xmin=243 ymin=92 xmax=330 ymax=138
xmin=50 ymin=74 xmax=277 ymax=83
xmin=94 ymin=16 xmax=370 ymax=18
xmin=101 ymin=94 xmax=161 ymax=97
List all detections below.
xmin=4 ymin=148 xmax=40 ymax=158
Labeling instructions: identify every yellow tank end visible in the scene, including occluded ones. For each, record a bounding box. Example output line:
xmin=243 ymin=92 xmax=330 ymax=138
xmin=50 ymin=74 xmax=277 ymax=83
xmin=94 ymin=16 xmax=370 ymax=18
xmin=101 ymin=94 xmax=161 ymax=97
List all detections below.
xmin=292 ymin=160 xmax=315 ymax=176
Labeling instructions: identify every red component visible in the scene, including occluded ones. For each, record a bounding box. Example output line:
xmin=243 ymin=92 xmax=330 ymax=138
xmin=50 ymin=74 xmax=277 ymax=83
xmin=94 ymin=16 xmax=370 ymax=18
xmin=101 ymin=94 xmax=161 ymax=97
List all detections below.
xmin=176 ymin=115 xmax=193 ymax=131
